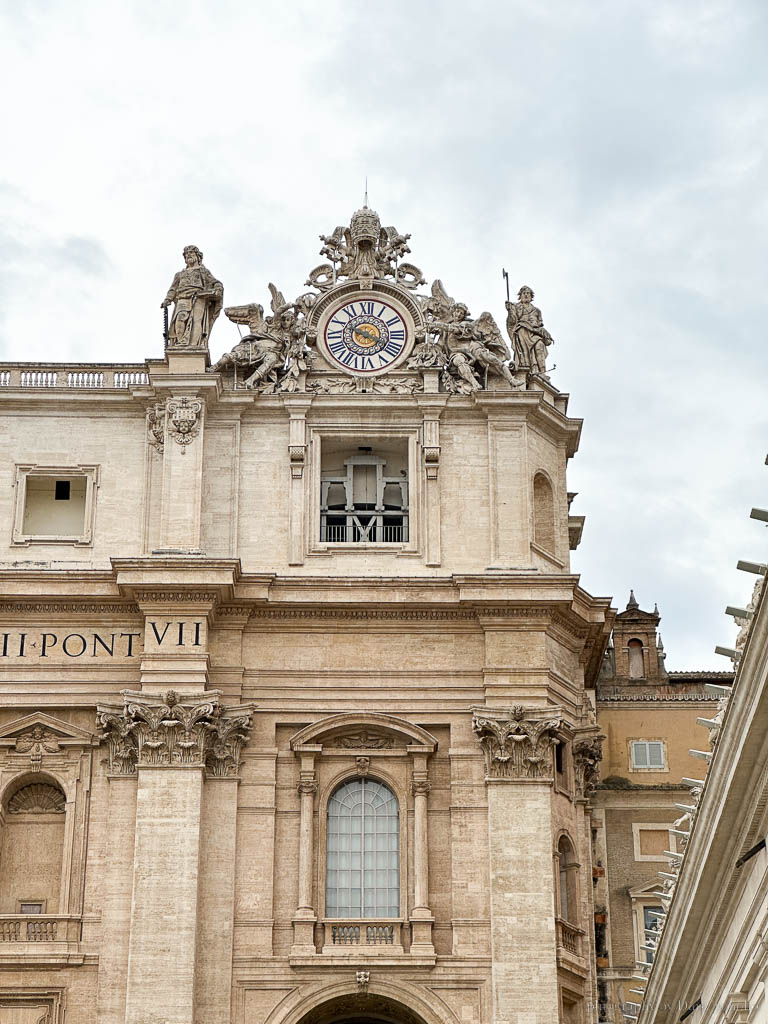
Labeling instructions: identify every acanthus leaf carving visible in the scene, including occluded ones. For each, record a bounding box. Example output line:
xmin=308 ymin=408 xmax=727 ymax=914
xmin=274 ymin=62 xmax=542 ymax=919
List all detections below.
xmin=471 ymin=704 xmax=563 ymax=780
xmin=97 ymin=691 xmax=254 ymax=777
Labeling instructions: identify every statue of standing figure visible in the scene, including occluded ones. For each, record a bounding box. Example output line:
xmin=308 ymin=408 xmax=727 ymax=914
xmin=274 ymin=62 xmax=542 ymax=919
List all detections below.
xmin=505 ymin=286 xmax=553 ymax=377
xmin=162 ymin=245 xmax=224 ymax=350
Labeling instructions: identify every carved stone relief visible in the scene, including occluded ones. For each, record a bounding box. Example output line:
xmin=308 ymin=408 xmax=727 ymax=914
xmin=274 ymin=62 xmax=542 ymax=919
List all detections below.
xmin=14 ymin=727 xmax=60 ymax=771
xmin=97 ymin=690 xmax=254 ymax=777
xmin=471 ymin=705 xmax=563 ymax=780
xmin=8 ymin=783 xmax=65 ymax=814
xmin=166 ymin=397 xmax=203 ymax=447
xmin=328 ymin=730 xmax=395 ymax=749
xmin=573 ymin=734 xmax=605 ymax=798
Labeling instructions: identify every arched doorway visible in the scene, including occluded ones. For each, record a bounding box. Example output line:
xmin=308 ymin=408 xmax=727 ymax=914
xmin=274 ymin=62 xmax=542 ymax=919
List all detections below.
xmin=293 ymin=991 xmax=435 ymax=1024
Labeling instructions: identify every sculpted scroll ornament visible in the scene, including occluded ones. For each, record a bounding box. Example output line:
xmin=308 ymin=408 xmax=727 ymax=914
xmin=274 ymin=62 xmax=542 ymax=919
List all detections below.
xmin=97 ymin=691 xmax=254 ymax=777
xmin=166 ymin=397 xmax=203 ymax=447
xmin=471 ymin=705 xmax=562 ymax=780
xmin=573 ymin=734 xmax=605 ymax=798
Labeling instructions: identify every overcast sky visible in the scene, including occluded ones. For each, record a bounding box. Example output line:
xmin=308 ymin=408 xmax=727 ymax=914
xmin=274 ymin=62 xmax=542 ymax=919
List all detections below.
xmin=2 ymin=0 xmax=766 ymax=668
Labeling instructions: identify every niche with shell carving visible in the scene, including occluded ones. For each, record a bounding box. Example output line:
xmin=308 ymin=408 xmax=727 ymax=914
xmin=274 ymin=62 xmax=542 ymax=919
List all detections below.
xmin=0 ymin=779 xmax=66 ymax=914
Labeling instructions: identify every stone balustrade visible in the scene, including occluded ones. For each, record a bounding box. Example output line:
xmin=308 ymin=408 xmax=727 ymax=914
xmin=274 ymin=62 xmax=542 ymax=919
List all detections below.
xmin=556 ymin=916 xmax=584 ymax=956
xmin=0 ymin=915 xmax=81 ymax=943
xmin=322 ymin=919 xmax=403 ymax=952
xmin=0 ymin=364 xmax=150 ymax=389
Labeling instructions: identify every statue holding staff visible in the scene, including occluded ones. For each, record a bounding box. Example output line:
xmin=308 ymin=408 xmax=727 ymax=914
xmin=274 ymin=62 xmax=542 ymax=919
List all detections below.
xmin=161 ymin=245 xmax=224 ymax=350
xmin=505 ymin=285 xmax=553 ymax=377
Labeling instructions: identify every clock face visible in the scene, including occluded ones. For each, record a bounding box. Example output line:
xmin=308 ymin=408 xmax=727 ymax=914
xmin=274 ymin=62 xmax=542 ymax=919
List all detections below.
xmin=320 ymin=296 xmax=411 ymax=375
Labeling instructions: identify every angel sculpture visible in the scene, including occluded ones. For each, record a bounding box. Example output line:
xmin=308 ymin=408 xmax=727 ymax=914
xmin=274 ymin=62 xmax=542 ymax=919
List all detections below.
xmin=210 ymin=285 xmax=313 ymax=392
xmin=424 ymin=280 xmax=517 ymax=392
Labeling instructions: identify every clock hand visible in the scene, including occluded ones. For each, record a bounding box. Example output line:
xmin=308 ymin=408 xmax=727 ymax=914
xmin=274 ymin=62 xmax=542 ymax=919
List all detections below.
xmin=354 ymin=327 xmax=379 ymax=342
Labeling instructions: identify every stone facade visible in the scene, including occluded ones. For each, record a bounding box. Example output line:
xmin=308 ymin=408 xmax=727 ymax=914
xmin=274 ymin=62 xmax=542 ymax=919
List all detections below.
xmin=0 ymin=208 xmax=613 ymax=1024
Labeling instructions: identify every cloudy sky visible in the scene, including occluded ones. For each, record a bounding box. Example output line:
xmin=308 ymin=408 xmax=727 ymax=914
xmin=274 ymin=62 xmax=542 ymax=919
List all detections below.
xmin=2 ymin=0 xmax=766 ymax=668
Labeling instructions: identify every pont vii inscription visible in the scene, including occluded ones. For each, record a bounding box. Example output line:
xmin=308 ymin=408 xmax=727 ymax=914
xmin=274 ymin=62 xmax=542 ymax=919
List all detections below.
xmin=0 ymin=620 xmax=203 ymax=660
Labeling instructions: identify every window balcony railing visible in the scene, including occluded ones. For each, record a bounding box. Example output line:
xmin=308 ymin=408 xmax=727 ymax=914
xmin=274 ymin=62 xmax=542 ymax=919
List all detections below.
xmin=0 ymin=915 xmax=80 ymax=944
xmin=320 ymin=511 xmax=408 ymax=544
xmin=322 ymin=919 xmax=404 ymax=953
xmin=556 ymin=917 xmax=584 ymax=957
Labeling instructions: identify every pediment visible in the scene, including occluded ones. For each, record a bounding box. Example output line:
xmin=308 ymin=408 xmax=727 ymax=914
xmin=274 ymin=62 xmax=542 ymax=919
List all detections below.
xmin=0 ymin=711 xmax=97 ymax=749
xmin=628 ymin=878 xmax=667 ymax=899
xmin=290 ymin=713 xmax=437 ymax=752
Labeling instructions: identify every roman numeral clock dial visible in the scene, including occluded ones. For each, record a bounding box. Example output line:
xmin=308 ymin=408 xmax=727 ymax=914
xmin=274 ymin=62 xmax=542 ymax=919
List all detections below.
xmin=318 ymin=294 xmax=413 ymax=375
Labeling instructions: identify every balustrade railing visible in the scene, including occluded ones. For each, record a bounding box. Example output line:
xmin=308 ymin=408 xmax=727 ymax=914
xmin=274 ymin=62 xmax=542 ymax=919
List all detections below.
xmin=0 ymin=915 xmax=80 ymax=943
xmin=556 ymin=917 xmax=583 ymax=956
xmin=320 ymin=512 xmax=408 ymax=544
xmin=323 ymin=919 xmax=403 ymax=951
xmin=0 ymin=364 xmax=149 ymax=390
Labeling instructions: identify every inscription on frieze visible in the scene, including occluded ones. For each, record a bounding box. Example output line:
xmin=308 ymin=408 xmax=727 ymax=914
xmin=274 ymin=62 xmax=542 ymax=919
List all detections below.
xmin=0 ymin=620 xmax=204 ymax=661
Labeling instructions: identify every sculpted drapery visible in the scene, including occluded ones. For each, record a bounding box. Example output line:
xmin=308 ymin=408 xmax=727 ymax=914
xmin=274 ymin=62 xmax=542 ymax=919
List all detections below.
xmin=162 ymin=244 xmax=223 ymax=350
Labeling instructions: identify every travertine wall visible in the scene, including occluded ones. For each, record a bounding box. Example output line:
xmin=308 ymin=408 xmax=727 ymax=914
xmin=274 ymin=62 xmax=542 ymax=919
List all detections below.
xmin=0 ymin=357 xmax=610 ymax=1024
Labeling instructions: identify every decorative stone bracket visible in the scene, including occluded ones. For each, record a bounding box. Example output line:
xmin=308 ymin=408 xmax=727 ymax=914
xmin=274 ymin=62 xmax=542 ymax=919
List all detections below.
xmin=471 ymin=704 xmax=563 ymax=780
xmin=97 ymin=689 xmax=255 ymax=778
xmin=573 ymin=731 xmax=605 ymax=799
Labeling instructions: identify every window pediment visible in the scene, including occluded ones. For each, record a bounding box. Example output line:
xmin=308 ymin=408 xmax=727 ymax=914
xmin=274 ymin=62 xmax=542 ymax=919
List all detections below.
xmin=290 ymin=713 xmax=437 ymax=752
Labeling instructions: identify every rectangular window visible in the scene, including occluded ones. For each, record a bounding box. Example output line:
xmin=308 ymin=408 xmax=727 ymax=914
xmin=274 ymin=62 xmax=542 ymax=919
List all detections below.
xmin=643 ymin=905 xmax=663 ymax=963
xmin=12 ymin=465 xmax=99 ymax=545
xmin=320 ymin=440 xmax=408 ymax=545
xmin=17 ymin=901 xmax=44 ymax=914
xmin=630 ymin=740 xmax=666 ymax=771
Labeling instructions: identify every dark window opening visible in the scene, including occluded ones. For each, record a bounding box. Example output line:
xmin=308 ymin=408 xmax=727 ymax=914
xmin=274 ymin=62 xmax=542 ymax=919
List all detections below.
xmin=54 ymin=480 xmax=71 ymax=501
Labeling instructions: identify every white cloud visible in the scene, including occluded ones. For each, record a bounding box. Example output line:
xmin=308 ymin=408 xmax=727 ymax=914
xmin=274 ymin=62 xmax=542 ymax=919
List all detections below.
xmin=1 ymin=0 xmax=766 ymax=667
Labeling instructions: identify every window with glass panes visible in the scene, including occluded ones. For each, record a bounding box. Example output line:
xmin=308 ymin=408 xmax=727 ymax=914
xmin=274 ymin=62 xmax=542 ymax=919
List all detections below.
xmin=326 ymin=778 xmax=399 ymax=918
xmin=643 ymin=905 xmax=663 ymax=963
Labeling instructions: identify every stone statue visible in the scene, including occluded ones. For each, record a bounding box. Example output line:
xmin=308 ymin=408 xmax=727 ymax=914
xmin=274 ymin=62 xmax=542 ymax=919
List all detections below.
xmin=210 ymin=284 xmax=313 ymax=393
xmin=162 ymin=245 xmax=223 ymax=350
xmin=307 ymin=204 xmax=425 ymax=292
xmin=505 ymin=285 xmax=554 ymax=377
xmin=424 ymin=280 xmax=517 ymax=393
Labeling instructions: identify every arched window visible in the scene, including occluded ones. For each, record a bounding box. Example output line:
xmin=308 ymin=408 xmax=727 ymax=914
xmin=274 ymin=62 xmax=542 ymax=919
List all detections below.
xmin=533 ymin=473 xmax=556 ymax=554
xmin=0 ymin=778 xmax=66 ymax=914
xmin=326 ymin=778 xmax=399 ymax=918
xmin=557 ymin=835 xmax=578 ymax=923
xmin=628 ymin=639 xmax=645 ymax=679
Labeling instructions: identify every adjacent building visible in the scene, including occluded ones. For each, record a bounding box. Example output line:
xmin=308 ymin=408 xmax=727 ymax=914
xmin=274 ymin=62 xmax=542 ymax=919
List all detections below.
xmin=592 ymin=595 xmax=732 ymax=1021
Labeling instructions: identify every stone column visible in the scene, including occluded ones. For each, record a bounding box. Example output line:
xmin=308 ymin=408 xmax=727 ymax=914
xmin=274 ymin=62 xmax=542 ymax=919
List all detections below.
xmin=97 ymin=692 xmax=253 ymax=1024
xmin=409 ymin=746 xmax=435 ymax=956
xmin=472 ymin=705 xmax=563 ymax=1024
xmin=291 ymin=746 xmax=320 ymax=956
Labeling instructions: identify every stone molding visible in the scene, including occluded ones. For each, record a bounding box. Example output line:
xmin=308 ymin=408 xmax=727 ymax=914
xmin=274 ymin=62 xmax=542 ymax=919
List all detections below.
xmin=0 ymin=602 xmax=140 ymax=615
xmin=97 ymin=690 xmax=254 ymax=778
xmin=471 ymin=704 xmax=563 ymax=780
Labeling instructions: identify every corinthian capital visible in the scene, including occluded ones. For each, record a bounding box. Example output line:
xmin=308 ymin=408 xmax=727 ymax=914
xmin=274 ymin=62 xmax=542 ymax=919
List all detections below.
xmin=471 ymin=704 xmax=563 ymax=781
xmin=97 ymin=690 xmax=255 ymax=777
